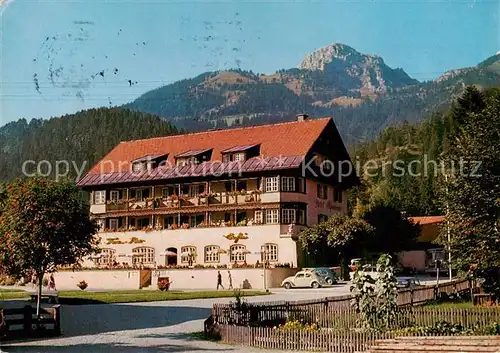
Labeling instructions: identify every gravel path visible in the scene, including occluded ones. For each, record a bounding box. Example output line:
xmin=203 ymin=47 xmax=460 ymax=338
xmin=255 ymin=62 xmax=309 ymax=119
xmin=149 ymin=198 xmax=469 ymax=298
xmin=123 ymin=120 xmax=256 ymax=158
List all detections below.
xmin=1 ymin=286 xmax=353 ymax=353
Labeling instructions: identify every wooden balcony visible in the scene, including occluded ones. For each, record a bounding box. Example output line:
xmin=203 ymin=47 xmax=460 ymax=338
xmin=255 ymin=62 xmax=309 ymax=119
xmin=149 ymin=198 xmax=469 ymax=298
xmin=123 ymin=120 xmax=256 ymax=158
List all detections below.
xmin=101 ymin=190 xmax=263 ymax=213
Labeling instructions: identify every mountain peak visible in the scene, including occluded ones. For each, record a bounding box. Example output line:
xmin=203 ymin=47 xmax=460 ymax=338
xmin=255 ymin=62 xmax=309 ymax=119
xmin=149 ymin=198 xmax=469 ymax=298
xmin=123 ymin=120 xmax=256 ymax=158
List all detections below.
xmin=298 ymin=43 xmax=367 ymax=71
xmin=297 ymin=43 xmax=416 ymax=94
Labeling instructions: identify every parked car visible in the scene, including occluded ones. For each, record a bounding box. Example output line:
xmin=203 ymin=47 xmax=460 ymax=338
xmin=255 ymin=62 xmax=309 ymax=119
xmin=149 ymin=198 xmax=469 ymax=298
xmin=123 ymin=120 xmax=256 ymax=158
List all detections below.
xmin=396 ymin=276 xmax=421 ymax=289
xmin=312 ymin=268 xmax=338 ymax=285
xmin=349 ymin=263 xmax=379 ymax=281
xmin=281 ymin=271 xmax=325 ymax=289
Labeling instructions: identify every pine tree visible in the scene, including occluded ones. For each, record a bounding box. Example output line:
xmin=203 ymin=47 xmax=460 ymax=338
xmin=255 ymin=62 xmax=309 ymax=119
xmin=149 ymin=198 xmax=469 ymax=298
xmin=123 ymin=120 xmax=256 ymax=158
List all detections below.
xmin=438 ymin=91 xmax=500 ymax=296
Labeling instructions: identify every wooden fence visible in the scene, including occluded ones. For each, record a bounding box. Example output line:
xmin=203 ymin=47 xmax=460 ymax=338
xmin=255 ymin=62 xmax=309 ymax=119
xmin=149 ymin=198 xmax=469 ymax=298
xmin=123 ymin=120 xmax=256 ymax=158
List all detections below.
xmin=212 ymin=279 xmax=473 ymax=327
xmin=0 ymin=305 xmax=61 ymax=340
xmin=216 ymin=307 xmax=500 ymax=352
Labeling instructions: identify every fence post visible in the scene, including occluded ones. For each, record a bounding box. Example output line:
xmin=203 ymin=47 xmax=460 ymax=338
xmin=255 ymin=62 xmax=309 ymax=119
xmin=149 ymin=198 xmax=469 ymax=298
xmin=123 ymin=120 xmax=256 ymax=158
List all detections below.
xmin=433 ymin=285 xmax=439 ymax=301
xmin=468 ymin=278 xmax=474 ymax=303
xmin=53 ymin=305 xmax=61 ymax=335
xmin=23 ymin=305 xmax=32 ymax=336
xmin=285 ymin=301 xmax=290 ymax=320
xmin=410 ymin=289 xmax=414 ymax=306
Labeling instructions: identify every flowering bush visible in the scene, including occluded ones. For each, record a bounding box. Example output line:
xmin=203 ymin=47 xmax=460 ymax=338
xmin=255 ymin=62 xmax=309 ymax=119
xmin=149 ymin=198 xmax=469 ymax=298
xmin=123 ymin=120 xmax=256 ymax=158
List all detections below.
xmin=77 ymin=280 xmax=88 ymax=290
xmin=274 ymin=319 xmax=320 ymax=331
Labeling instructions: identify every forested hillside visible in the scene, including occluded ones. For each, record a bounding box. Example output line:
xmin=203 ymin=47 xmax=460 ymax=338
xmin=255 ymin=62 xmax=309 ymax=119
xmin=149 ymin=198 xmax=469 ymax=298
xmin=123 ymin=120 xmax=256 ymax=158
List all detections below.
xmin=0 ymin=108 xmax=180 ymax=180
xmin=349 ymin=86 xmax=497 ymax=216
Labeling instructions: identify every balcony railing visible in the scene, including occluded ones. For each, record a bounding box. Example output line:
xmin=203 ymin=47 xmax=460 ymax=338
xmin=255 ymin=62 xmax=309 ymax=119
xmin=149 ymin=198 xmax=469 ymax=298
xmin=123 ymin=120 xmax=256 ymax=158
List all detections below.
xmin=103 ymin=190 xmax=263 ymax=212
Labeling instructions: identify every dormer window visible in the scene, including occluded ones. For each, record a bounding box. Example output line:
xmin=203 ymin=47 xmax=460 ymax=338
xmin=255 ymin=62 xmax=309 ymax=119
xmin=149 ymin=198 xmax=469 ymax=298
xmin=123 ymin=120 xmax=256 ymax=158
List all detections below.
xmin=223 ymin=152 xmax=245 ymax=163
xmin=175 ymin=149 xmax=212 ymax=166
xmin=132 ymin=162 xmax=144 ymax=173
xmin=221 ymin=144 xmax=260 ymax=163
xmin=131 ymin=154 xmax=168 ymax=173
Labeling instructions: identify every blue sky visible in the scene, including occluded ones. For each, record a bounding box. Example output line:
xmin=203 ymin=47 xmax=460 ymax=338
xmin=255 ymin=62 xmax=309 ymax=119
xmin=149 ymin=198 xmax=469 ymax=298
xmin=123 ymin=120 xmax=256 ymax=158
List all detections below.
xmin=1 ymin=0 xmax=498 ymax=125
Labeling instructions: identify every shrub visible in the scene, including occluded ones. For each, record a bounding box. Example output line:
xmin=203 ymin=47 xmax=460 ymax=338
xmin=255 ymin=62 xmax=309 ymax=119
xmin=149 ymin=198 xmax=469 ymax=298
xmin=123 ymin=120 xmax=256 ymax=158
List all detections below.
xmin=158 ymin=278 xmax=171 ymax=291
xmin=77 ymin=280 xmax=88 ymax=290
xmin=0 ymin=275 xmax=17 ymax=286
xmin=275 ymin=319 xmax=320 ymax=331
xmin=391 ymin=321 xmax=471 ymax=336
xmin=473 ymin=322 xmax=500 ymax=335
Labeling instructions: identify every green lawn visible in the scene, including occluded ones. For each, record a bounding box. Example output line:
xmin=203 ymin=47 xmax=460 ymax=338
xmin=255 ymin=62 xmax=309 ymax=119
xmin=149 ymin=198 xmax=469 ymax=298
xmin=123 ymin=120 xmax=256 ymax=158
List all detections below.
xmin=0 ymin=288 xmax=26 ymax=292
xmin=0 ymin=289 xmax=269 ymax=304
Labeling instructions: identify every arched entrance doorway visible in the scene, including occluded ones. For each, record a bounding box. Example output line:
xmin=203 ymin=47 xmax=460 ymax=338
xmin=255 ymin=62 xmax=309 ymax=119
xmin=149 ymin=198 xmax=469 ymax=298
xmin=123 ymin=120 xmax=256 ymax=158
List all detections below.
xmin=165 ymin=247 xmax=178 ymax=266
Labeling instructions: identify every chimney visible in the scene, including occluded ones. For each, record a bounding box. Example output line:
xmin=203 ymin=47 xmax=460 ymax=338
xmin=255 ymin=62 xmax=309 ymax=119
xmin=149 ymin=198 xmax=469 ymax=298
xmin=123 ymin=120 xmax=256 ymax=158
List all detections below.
xmin=297 ymin=114 xmax=309 ymax=122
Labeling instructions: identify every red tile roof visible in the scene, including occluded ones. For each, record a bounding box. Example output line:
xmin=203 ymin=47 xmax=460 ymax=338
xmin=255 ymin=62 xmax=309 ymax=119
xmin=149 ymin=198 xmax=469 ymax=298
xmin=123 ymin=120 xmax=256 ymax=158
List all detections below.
xmin=86 ymin=117 xmax=332 ymax=176
xmin=409 ymin=216 xmax=445 ymax=225
xmin=78 ymin=155 xmax=304 ymax=187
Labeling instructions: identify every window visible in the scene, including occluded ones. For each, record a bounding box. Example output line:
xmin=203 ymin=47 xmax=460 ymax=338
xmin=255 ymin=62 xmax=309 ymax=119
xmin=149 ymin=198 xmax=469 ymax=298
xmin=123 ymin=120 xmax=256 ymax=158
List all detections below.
xmin=281 ymin=177 xmax=296 ymax=192
xmin=230 ymin=244 xmax=247 ymax=263
xmin=223 ymin=152 xmax=245 ymax=163
xmin=334 ymin=189 xmax=343 ymax=203
xmin=296 ymin=273 xmax=305 ymax=278
xmin=254 ymin=210 xmax=263 ymax=224
xmin=132 ymin=188 xmax=150 ymax=201
xmin=298 ymin=209 xmax=306 ymax=225
xmin=164 ymin=216 xmax=176 ymax=229
xmin=281 ymin=209 xmax=296 ymax=224
xmin=265 ymin=176 xmax=279 ymax=192
xmin=297 ymin=177 xmax=306 ymax=193
xmin=318 ymin=214 xmax=328 ymax=224
xmin=189 ymin=184 xmax=204 ymax=197
xmin=237 ymin=180 xmax=247 ymax=191
xmin=317 ymin=184 xmax=328 ymax=199
xmin=261 ymin=243 xmax=278 ymax=262
xmin=204 ymin=245 xmax=220 ymax=263
xmin=94 ymin=190 xmax=106 ymax=204
xmin=95 ymin=248 xmax=116 ymax=266
xmin=162 ymin=186 xmax=176 ymax=198
xmin=110 ymin=190 xmax=119 ymax=201
xmin=234 ymin=152 xmax=245 ymax=162
xmin=181 ymin=246 xmax=197 ymax=264
xmin=266 ymin=209 xmax=279 ymax=224
xmin=189 ymin=214 xmax=205 ymax=228
xmin=225 ymin=181 xmax=234 ymax=192
xmin=132 ymin=162 xmax=144 ymax=173
xmin=132 ymin=247 xmax=155 ymax=265
xmin=137 ymin=217 xmax=150 ymax=228
xmin=109 ymin=218 xmax=119 ymax=230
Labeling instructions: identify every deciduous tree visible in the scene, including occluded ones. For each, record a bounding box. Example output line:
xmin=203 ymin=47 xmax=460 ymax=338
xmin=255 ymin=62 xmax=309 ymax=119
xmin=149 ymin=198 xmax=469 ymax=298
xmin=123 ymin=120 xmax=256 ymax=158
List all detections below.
xmin=299 ymin=215 xmax=374 ymax=279
xmin=0 ymin=177 xmax=99 ymax=317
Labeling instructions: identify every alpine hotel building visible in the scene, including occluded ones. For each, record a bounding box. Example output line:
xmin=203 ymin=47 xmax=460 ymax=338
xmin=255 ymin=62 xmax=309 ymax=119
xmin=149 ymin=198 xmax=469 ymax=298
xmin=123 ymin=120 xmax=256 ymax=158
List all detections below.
xmin=77 ymin=115 xmax=358 ymax=268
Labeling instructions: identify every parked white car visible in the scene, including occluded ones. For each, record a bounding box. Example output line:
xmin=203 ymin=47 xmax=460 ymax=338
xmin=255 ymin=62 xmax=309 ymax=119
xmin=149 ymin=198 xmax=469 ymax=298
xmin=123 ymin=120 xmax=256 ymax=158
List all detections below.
xmin=281 ymin=271 xmax=325 ymax=289
xmin=349 ymin=263 xmax=379 ymax=281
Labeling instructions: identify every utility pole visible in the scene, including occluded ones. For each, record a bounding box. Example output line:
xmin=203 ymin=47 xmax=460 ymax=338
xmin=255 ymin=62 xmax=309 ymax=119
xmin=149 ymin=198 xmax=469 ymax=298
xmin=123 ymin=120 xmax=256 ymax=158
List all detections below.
xmin=445 ymin=173 xmax=452 ymax=281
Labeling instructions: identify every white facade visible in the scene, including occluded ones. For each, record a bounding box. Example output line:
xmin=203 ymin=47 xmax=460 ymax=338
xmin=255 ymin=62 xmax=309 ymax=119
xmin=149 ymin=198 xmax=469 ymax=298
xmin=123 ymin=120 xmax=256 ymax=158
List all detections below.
xmin=87 ymin=224 xmax=298 ymax=268
xmin=86 ymin=178 xmax=347 ymax=269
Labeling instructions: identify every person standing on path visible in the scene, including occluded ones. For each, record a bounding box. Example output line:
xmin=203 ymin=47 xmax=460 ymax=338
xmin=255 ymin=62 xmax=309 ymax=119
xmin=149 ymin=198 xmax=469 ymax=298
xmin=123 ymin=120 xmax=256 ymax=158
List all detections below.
xmin=227 ymin=270 xmax=233 ymax=289
xmin=48 ymin=274 xmax=56 ymax=291
xmin=217 ymin=271 xmax=224 ymax=290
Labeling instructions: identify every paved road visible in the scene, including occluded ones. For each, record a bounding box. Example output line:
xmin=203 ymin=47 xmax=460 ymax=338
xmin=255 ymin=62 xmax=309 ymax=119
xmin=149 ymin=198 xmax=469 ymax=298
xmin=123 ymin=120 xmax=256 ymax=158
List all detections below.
xmin=1 ymin=285 xmax=352 ymax=353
